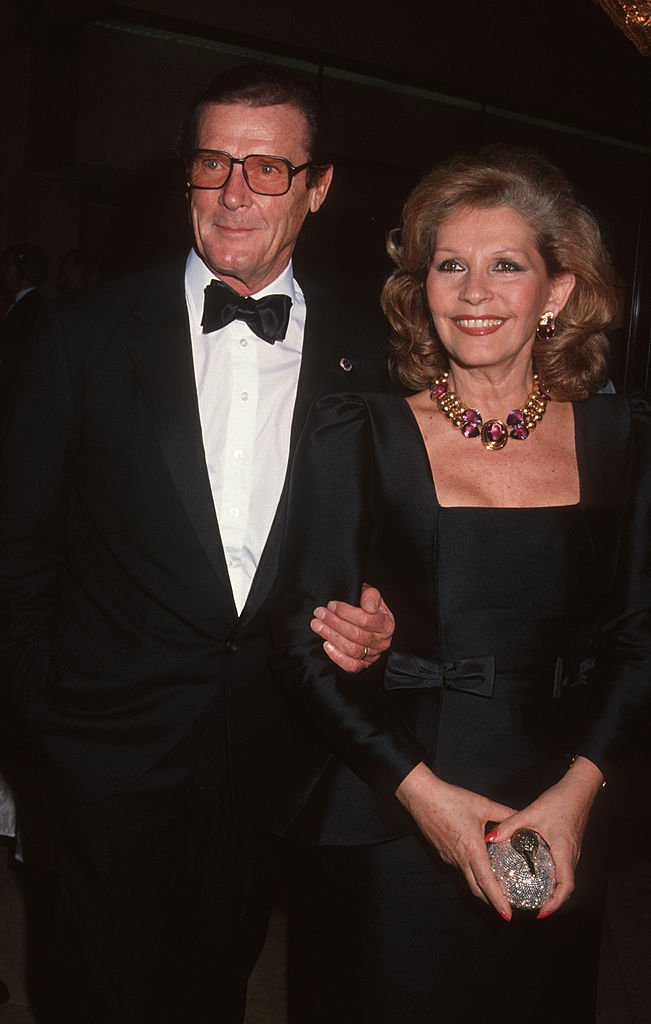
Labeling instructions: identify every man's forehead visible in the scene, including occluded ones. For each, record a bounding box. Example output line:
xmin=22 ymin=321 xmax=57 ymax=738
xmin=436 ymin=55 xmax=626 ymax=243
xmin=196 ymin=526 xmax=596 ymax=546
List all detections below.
xmin=196 ymin=101 xmax=310 ymax=153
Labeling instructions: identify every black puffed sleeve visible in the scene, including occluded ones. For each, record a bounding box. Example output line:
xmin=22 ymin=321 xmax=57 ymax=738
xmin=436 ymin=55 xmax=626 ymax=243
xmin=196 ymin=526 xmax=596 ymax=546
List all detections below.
xmin=271 ymin=393 xmax=425 ymax=799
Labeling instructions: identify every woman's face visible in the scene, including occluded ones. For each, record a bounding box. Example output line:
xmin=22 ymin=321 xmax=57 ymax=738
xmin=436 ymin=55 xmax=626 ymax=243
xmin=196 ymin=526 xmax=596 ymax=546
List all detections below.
xmin=425 ymin=204 xmax=572 ymax=374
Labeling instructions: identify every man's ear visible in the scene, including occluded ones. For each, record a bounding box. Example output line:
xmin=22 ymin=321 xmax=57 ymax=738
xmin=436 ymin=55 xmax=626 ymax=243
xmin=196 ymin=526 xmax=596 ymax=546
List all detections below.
xmin=308 ymin=165 xmax=334 ymax=214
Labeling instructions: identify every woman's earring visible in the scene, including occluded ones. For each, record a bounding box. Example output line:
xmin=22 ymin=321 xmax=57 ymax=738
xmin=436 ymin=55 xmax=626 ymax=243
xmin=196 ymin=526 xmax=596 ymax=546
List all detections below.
xmin=536 ymin=311 xmax=556 ymax=340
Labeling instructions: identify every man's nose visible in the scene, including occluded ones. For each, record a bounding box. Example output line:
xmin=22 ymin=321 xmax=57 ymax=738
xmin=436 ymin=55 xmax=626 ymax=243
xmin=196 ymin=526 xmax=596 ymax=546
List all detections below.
xmin=219 ymin=163 xmax=253 ymax=210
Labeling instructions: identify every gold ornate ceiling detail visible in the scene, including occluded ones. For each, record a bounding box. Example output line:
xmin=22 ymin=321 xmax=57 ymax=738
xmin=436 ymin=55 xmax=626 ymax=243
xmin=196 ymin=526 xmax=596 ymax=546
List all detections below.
xmin=594 ymin=0 xmax=651 ymax=55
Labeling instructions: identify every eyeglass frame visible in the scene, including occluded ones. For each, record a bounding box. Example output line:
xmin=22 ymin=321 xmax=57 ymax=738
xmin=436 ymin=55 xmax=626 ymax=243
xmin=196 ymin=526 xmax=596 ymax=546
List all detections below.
xmin=186 ymin=149 xmax=325 ymax=196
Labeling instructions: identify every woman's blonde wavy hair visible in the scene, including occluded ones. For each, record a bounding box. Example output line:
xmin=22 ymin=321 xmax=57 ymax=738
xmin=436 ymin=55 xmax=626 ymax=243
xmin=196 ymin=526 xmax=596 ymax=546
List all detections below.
xmin=382 ymin=147 xmax=616 ymax=400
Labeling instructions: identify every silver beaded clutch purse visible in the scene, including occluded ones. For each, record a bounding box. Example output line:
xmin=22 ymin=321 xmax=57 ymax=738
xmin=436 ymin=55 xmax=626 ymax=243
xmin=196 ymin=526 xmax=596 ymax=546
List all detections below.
xmin=487 ymin=828 xmax=556 ymax=910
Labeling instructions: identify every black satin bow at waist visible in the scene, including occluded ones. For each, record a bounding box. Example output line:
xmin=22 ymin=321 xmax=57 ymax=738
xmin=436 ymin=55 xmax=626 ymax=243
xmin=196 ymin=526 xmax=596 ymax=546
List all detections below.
xmin=384 ymin=650 xmax=594 ymax=700
xmin=384 ymin=650 xmax=495 ymax=697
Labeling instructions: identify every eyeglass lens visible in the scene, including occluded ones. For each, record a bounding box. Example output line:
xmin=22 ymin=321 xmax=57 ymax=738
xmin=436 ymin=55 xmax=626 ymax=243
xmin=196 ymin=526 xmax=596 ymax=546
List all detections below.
xmin=189 ymin=152 xmax=294 ymax=195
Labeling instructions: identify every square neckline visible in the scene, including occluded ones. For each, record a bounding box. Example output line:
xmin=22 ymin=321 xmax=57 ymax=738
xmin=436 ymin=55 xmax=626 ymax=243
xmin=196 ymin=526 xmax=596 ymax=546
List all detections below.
xmin=400 ymin=396 xmax=582 ymax=511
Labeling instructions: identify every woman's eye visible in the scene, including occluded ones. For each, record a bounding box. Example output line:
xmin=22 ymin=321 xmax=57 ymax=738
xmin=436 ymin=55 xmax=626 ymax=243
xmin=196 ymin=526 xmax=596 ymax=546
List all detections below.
xmin=494 ymin=259 xmax=523 ymax=273
xmin=436 ymin=258 xmax=465 ymax=273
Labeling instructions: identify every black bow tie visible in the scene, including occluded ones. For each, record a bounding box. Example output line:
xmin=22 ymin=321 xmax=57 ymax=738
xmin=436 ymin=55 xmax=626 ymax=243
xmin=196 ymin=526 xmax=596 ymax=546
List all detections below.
xmin=201 ymin=279 xmax=292 ymax=344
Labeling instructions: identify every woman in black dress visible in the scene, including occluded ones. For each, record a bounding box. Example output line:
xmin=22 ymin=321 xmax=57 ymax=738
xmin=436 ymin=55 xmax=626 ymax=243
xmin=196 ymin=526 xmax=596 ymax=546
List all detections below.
xmin=272 ymin=148 xmax=651 ymax=1022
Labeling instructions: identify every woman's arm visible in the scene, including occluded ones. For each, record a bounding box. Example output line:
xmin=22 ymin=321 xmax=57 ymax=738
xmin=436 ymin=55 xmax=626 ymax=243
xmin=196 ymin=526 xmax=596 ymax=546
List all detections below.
xmin=272 ymin=393 xmax=425 ymax=799
xmin=485 ymin=395 xmax=651 ymax=916
xmin=275 ymin=393 xmax=550 ymax=915
xmin=396 ymin=762 xmax=517 ymax=918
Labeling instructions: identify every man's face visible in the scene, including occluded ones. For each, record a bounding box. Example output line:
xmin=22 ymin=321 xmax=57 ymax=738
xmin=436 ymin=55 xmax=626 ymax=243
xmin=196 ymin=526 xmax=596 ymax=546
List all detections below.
xmin=189 ymin=102 xmax=333 ymax=296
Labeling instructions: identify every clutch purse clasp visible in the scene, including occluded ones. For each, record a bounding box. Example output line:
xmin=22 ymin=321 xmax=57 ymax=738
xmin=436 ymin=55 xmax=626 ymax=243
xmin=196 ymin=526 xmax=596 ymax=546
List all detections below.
xmin=487 ymin=828 xmax=556 ymax=910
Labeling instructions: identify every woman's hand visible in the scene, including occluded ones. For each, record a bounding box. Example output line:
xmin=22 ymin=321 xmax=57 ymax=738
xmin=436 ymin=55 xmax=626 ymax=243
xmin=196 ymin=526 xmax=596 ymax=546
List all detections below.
xmin=310 ymin=584 xmax=395 ymax=673
xmin=396 ymin=762 xmax=516 ymax=919
xmin=485 ymin=755 xmax=605 ymax=918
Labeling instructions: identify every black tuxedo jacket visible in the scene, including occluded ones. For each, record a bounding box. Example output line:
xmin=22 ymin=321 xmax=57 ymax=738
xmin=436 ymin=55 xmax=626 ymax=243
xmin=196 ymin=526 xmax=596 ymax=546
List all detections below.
xmin=0 ymin=259 xmax=391 ymax=819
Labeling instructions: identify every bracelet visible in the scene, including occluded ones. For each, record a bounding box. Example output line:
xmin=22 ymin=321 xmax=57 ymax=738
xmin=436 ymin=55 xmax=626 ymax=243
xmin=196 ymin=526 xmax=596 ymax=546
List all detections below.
xmin=569 ymin=753 xmax=607 ymax=790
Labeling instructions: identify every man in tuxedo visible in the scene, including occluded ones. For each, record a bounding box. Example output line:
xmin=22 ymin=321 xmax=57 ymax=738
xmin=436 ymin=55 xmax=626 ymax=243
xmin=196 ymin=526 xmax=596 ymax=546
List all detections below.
xmin=0 ymin=64 xmax=393 ymax=1022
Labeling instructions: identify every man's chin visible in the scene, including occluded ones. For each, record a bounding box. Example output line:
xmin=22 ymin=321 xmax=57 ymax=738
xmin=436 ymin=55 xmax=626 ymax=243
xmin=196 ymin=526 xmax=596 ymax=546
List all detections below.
xmin=197 ymin=249 xmax=249 ymax=281
xmin=203 ymin=260 xmax=255 ymax=296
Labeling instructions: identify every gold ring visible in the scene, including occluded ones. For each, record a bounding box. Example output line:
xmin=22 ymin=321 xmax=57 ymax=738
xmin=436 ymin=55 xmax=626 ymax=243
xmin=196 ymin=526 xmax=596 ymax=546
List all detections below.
xmin=361 ymin=645 xmax=369 ymax=660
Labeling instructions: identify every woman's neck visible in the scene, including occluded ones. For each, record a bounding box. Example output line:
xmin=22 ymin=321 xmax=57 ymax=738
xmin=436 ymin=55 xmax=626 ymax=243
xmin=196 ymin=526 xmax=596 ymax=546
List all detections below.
xmin=447 ymin=362 xmax=537 ymax=418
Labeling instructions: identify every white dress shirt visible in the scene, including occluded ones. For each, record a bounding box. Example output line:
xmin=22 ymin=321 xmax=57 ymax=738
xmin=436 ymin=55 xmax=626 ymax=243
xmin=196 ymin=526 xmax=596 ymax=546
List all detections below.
xmin=185 ymin=250 xmax=305 ymax=614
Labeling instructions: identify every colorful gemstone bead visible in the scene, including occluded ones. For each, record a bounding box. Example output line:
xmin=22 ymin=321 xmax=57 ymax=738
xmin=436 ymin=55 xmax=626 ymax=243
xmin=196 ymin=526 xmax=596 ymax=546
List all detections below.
xmin=509 ymin=423 xmax=530 ymax=440
xmin=488 ymin=421 xmax=506 ymax=442
xmin=461 ymin=422 xmax=481 ymax=438
xmin=481 ymin=419 xmax=509 ymax=450
xmin=430 ymin=381 xmax=448 ymax=400
xmin=507 ymin=409 xmax=529 ymax=440
xmin=461 ymin=407 xmax=482 ymax=438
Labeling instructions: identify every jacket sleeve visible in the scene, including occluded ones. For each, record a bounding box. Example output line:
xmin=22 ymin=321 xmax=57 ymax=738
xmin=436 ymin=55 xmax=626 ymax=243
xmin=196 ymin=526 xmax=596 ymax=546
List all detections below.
xmin=577 ymin=392 xmax=651 ymax=772
xmin=271 ymin=392 xmax=425 ymax=799
xmin=0 ymin=311 xmax=78 ymax=720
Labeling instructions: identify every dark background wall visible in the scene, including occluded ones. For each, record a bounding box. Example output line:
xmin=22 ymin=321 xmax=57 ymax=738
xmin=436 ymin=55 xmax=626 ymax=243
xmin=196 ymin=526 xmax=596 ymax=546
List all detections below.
xmin=1 ymin=0 xmax=649 ymax=388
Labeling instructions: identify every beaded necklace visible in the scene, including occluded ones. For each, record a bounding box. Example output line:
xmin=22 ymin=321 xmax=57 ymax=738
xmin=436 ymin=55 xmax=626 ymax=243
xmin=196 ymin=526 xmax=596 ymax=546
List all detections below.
xmin=429 ymin=371 xmax=550 ymax=451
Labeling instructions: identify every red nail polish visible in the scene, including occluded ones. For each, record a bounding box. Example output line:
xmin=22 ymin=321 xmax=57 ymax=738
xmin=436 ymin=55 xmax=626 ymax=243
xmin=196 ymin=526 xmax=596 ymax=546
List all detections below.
xmin=537 ymin=911 xmax=552 ymax=920
xmin=484 ymin=829 xmax=498 ymax=843
xmin=499 ymin=911 xmax=511 ymax=922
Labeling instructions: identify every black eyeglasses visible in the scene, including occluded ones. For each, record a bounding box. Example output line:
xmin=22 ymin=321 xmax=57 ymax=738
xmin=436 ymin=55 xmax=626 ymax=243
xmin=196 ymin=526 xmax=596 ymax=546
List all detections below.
xmin=187 ymin=149 xmax=317 ymax=196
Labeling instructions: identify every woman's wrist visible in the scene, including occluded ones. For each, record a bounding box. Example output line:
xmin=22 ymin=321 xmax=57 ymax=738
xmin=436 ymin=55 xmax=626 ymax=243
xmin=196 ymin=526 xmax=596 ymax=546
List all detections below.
xmin=395 ymin=761 xmax=443 ymax=810
xmin=564 ymin=754 xmax=606 ymax=798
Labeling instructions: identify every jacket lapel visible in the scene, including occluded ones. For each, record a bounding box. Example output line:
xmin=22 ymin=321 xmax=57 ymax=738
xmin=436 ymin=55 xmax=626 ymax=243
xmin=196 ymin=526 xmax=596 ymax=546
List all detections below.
xmin=124 ymin=265 xmax=236 ymax=615
xmin=290 ymin=288 xmax=382 ymax=450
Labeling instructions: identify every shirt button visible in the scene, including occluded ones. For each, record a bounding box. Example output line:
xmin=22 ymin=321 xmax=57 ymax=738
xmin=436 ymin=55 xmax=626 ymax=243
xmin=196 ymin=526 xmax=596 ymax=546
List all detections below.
xmin=230 ymin=507 xmax=240 ymax=518
xmin=225 ymin=639 xmax=238 ymax=652
xmin=240 ymin=391 xmax=249 ymax=402
xmin=239 ymin=338 xmax=248 ymax=348
xmin=233 ymin=450 xmax=244 ymax=461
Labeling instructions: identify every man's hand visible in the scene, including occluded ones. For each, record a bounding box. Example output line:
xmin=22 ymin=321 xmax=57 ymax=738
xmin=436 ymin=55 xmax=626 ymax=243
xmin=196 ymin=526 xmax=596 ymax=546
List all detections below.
xmin=310 ymin=584 xmax=395 ymax=673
